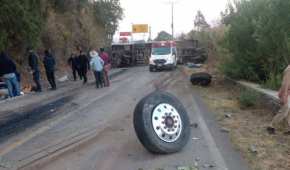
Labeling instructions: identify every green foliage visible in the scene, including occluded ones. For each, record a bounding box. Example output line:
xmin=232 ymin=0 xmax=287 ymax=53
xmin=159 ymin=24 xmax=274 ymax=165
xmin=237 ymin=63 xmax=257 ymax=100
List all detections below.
xmin=187 ymin=30 xmax=211 ymax=49
xmin=50 ymin=0 xmax=89 ymax=11
xmin=0 ymin=0 xmax=43 ymax=51
xmin=155 ymin=31 xmax=173 ymax=41
xmin=262 ymin=72 xmax=282 ymax=90
xmin=0 ymin=0 xmax=123 ymax=56
xmin=94 ymin=0 xmax=123 ymax=44
xmin=238 ymin=89 xmax=258 ymax=108
xmin=186 ymin=11 xmax=211 ymax=48
xmin=194 ymin=10 xmax=210 ymax=32
xmin=221 ymin=0 xmax=290 ymax=87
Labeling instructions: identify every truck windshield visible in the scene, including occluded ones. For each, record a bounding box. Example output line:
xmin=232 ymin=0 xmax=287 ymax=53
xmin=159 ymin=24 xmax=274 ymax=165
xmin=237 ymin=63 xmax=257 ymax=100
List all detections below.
xmin=152 ymin=47 xmax=171 ymax=55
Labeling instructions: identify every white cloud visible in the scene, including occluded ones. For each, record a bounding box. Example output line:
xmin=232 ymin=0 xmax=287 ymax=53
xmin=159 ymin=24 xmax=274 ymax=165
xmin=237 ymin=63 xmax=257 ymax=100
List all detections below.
xmin=114 ymin=0 xmax=228 ymax=42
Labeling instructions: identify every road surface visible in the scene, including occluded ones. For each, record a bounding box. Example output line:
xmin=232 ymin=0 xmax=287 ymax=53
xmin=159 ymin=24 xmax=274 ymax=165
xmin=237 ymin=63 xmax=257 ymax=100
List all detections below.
xmin=0 ymin=67 xmax=249 ymax=170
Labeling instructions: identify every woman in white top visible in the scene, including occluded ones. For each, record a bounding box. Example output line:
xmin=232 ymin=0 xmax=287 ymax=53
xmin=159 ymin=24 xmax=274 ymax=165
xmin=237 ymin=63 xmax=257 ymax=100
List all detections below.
xmin=90 ymin=50 xmax=104 ymax=88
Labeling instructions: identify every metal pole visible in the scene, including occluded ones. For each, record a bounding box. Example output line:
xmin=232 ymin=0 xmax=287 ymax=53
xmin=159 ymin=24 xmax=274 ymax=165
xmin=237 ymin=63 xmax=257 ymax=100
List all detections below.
xmin=131 ymin=23 xmax=134 ymax=42
xmin=149 ymin=26 xmax=152 ymax=41
xmin=171 ymin=2 xmax=174 ymax=40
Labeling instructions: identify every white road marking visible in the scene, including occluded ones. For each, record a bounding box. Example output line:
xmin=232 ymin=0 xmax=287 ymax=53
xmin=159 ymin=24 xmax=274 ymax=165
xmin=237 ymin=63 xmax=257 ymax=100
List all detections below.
xmin=186 ymin=86 xmax=229 ymax=170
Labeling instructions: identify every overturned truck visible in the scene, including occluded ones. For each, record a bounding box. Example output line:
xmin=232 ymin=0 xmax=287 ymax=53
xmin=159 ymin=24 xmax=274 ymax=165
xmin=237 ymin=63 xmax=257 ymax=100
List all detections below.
xmin=111 ymin=42 xmax=152 ymax=68
xmin=176 ymin=40 xmax=207 ymax=64
xmin=111 ymin=40 xmax=207 ymax=68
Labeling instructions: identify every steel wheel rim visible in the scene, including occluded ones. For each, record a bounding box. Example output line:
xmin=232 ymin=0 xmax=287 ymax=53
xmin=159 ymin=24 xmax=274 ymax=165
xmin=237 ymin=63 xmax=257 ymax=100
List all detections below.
xmin=152 ymin=103 xmax=182 ymax=143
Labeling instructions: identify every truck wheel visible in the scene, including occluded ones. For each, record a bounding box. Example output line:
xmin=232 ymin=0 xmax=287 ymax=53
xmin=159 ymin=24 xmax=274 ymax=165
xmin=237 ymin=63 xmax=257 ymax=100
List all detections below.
xmin=190 ymin=72 xmax=212 ymax=86
xmin=133 ymin=91 xmax=191 ymax=154
xmin=149 ymin=66 xmax=154 ymax=72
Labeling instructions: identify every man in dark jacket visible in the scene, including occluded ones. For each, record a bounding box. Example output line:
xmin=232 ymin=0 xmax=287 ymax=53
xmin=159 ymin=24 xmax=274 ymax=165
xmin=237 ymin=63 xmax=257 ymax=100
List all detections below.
xmin=28 ymin=49 xmax=42 ymax=92
xmin=68 ymin=52 xmax=82 ymax=81
xmin=43 ymin=50 xmax=56 ymax=90
xmin=78 ymin=50 xmax=90 ymax=84
xmin=0 ymin=52 xmax=21 ymax=97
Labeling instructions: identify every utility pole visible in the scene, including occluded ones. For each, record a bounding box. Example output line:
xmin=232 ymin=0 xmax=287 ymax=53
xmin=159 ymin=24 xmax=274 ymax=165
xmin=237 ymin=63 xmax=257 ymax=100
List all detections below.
xmin=148 ymin=26 xmax=152 ymax=41
xmin=171 ymin=2 xmax=174 ymax=40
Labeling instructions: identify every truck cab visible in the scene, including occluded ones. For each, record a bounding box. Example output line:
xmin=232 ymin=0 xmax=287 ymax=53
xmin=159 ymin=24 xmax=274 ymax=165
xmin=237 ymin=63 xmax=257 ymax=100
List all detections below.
xmin=149 ymin=41 xmax=177 ymax=72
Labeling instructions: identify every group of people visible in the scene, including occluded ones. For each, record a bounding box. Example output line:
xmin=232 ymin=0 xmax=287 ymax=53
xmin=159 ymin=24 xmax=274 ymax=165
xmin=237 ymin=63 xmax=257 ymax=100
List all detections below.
xmin=0 ymin=48 xmax=56 ymax=98
xmin=68 ymin=48 xmax=110 ymax=88
xmin=0 ymin=47 xmax=111 ymax=98
xmin=29 ymin=49 xmax=57 ymax=92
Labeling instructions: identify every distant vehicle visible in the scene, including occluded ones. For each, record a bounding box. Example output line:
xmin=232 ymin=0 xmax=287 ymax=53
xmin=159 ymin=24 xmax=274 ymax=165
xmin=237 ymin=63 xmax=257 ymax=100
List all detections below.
xmin=149 ymin=41 xmax=177 ymax=72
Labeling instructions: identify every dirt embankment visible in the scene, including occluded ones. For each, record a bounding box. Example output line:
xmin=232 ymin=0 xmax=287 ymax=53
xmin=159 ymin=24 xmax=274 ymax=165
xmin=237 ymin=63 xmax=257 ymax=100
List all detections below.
xmin=7 ymin=2 xmax=108 ymax=90
xmin=184 ymin=65 xmax=290 ymax=170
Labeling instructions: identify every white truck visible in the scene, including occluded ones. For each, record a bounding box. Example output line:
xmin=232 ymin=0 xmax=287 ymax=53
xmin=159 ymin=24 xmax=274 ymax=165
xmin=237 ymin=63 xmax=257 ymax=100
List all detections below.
xmin=149 ymin=41 xmax=177 ymax=72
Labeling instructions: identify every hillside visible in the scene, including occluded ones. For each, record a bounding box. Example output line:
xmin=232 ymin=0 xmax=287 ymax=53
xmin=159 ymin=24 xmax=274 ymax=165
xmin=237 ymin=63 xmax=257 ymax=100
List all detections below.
xmin=0 ymin=0 xmax=123 ymax=87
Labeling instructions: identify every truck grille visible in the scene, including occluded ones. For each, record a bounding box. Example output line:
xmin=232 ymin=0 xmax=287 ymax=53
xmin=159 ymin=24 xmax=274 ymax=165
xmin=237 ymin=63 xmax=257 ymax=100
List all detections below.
xmin=154 ymin=59 xmax=166 ymax=64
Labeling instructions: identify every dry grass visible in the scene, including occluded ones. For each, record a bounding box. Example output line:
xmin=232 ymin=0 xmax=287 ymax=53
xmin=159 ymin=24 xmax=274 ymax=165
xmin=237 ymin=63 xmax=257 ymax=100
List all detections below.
xmin=184 ymin=66 xmax=290 ymax=170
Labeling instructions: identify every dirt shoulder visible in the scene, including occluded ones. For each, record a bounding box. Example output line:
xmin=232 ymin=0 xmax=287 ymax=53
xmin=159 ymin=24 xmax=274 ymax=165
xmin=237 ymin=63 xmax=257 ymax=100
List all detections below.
xmin=183 ymin=66 xmax=290 ymax=170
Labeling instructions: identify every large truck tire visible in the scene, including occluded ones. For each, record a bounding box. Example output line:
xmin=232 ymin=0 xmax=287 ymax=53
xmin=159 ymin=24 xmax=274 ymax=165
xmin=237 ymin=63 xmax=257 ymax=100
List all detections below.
xmin=190 ymin=72 xmax=212 ymax=86
xmin=133 ymin=91 xmax=191 ymax=154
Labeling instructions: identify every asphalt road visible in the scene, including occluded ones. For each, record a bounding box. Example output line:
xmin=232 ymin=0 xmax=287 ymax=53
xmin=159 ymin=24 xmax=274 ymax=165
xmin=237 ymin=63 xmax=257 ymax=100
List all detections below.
xmin=0 ymin=67 xmax=249 ymax=170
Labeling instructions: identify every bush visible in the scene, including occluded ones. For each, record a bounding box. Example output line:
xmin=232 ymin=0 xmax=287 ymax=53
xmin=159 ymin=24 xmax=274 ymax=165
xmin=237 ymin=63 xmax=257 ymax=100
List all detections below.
xmin=262 ymin=73 xmax=282 ymax=90
xmin=0 ymin=0 xmax=44 ymax=51
xmin=238 ymin=89 xmax=259 ymax=108
xmin=220 ymin=0 xmax=290 ymax=84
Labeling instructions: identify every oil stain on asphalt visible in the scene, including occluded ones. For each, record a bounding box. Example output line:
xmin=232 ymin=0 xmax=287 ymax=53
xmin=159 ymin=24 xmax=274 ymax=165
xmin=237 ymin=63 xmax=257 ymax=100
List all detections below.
xmin=0 ymin=96 xmax=72 ymax=143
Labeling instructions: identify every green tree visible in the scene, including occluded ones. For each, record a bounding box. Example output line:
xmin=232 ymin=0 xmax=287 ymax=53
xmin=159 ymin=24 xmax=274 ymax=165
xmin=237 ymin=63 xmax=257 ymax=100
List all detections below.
xmin=94 ymin=0 xmax=123 ymax=45
xmin=155 ymin=31 xmax=173 ymax=41
xmin=220 ymin=0 xmax=290 ymax=89
xmin=0 ymin=0 xmax=43 ymax=51
xmin=194 ymin=10 xmax=210 ymax=32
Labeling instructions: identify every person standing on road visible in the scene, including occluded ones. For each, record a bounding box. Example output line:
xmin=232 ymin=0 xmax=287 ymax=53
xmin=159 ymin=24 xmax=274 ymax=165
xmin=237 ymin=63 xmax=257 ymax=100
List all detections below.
xmin=43 ymin=50 xmax=57 ymax=90
xmin=28 ymin=48 xmax=42 ymax=92
xmin=100 ymin=48 xmax=111 ymax=87
xmin=0 ymin=51 xmax=21 ymax=97
xmin=79 ymin=50 xmax=90 ymax=84
xmin=267 ymin=65 xmax=290 ymax=135
xmin=90 ymin=50 xmax=104 ymax=88
xmin=13 ymin=71 xmax=21 ymax=96
xmin=68 ymin=51 xmax=82 ymax=81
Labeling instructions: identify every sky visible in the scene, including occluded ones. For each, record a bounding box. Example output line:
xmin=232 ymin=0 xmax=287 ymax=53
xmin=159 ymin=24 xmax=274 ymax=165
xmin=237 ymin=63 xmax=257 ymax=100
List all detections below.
xmin=114 ymin=0 xmax=229 ymax=42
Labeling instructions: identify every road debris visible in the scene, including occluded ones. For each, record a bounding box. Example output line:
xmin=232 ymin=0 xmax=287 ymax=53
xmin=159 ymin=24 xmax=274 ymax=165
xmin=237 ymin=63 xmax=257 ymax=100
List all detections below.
xmin=58 ymin=75 xmax=69 ymax=82
xmin=70 ymin=102 xmax=79 ymax=106
xmin=195 ymin=157 xmax=200 ymax=162
xmin=224 ymin=113 xmax=232 ymax=118
xmin=202 ymin=163 xmax=216 ymax=168
xmin=187 ymin=63 xmax=203 ymax=68
xmin=192 ymin=137 xmax=200 ymax=140
xmin=249 ymin=144 xmax=258 ymax=154
xmin=190 ymin=123 xmax=199 ymax=128
xmin=177 ymin=166 xmax=198 ymax=170
xmin=220 ymin=127 xmax=230 ymax=133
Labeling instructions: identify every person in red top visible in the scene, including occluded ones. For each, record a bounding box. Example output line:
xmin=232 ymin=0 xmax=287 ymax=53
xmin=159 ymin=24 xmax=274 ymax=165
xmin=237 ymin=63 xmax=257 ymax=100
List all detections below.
xmin=99 ymin=48 xmax=110 ymax=87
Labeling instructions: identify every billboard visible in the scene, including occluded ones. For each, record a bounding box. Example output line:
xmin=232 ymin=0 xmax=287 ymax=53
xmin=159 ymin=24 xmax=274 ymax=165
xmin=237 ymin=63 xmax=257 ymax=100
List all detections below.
xmin=132 ymin=24 xmax=149 ymax=33
xmin=120 ymin=32 xmax=132 ymax=36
